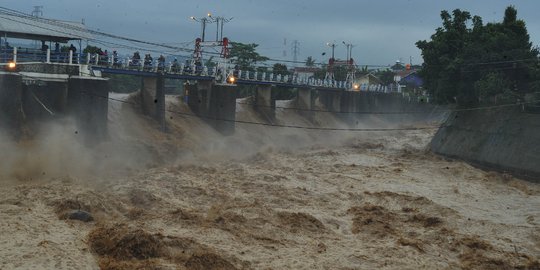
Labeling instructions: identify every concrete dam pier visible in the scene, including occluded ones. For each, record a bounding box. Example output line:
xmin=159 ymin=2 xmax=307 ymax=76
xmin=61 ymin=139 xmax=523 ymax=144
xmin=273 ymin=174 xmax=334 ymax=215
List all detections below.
xmin=1 ymin=66 xmax=435 ymax=141
xmin=0 ymin=66 xmax=109 ymax=141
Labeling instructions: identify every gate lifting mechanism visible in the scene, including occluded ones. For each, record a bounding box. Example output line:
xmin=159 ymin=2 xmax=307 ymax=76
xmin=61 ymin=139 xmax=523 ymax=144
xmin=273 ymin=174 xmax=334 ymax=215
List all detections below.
xmin=189 ymin=37 xmax=235 ymax=85
xmin=189 ymin=13 xmax=235 ymax=85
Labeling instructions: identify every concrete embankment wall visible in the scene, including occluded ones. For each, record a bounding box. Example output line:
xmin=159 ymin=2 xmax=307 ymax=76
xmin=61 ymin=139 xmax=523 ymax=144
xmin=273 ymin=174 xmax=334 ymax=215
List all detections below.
xmin=430 ymin=106 xmax=540 ymax=180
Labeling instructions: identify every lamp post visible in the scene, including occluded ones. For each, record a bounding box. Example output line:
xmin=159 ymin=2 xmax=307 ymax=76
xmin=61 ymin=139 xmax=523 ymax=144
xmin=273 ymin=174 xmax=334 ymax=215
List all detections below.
xmin=190 ymin=13 xmax=213 ymax=42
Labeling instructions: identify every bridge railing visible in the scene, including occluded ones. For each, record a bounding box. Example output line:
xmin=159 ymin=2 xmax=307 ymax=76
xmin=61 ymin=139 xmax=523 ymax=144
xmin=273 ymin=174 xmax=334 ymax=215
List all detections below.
xmin=0 ymin=47 xmax=86 ymax=65
xmin=2 ymin=46 xmax=399 ymax=92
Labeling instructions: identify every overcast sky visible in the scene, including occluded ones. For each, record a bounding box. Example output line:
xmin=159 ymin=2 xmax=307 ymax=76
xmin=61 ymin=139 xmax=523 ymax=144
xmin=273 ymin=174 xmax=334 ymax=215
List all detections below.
xmin=3 ymin=0 xmax=540 ymax=66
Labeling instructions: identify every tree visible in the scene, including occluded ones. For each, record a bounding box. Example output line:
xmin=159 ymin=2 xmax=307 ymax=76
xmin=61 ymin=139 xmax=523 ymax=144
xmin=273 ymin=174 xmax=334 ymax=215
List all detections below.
xmin=83 ymin=45 xmax=103 ymax=54
xmin=356 ymin=65 xmax=369 ymax=77
xmin=474 ymin=72 xmax=513 ymax=103
xmin=305 ymin=56 xmax=316 ymax=66
xmin=229 ymin=42 xmax=269 ymax=71
xmin=377 ymin=69 xmax=395 ymax=86
xmin=272 ymin=63 xmax=290 ymax=76
xmin=417 ymin=6 xmax=539 ymax=105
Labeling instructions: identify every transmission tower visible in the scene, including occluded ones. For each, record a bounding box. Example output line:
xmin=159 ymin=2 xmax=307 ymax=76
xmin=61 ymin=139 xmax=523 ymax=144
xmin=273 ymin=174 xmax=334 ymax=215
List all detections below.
xmin=282 ymin=38 xmax=287 ymax=58
xmin=291 ymin=40 xmax=300 ymax=65
xmin=31 ymin=6 xmax=44 ymax=49
xmin=31 ymin=6 xmax=43 ymax=17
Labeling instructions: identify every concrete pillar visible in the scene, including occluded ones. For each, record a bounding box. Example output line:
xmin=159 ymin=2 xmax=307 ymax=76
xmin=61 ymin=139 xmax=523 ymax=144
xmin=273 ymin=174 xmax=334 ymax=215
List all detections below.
xmin=208 ymin=84 xmax=237 ymax=135
xmin=186 ymin=81 xmax=236 ymax=135
xmin=297 ymin=88 xmax=314 ymax=121
xmin=198 ymin=80 xmax=213 ymax=114
xmin=330 ymin=90 xmax=342 ymax=113
xmin=185 ymin=82 xmax=200 ymax=114
xmin=339 ymin=91 xmax=362 ymax=126
xmin=254 ymin=84 xmax=275 ymax=121
xmin=67 ymin=77 xmax=109 ymax=142
xmin=141 ymin=76 xmax=166 ymax=131
xmin=297 ymin=88 xmax=313 ymax=111
xmin=0 ymin=72 xmax=23 ymax=137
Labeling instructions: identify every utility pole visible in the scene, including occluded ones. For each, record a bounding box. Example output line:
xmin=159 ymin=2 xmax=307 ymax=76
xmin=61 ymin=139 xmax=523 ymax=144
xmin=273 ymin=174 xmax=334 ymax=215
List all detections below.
xmin=291 ymin=40 xmax=300 ymax=65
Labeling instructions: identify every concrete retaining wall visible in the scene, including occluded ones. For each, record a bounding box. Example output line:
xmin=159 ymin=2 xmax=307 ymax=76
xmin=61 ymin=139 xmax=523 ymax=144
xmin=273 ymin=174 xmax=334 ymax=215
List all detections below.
xmin=430 ymin=107 xmax=540 ymax=180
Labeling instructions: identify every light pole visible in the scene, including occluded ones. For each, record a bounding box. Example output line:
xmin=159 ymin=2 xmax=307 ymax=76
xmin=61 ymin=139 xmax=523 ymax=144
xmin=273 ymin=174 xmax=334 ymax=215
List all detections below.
xmin=325 ymin=42 xmax=337 ymax=81
xmin=212 ymin=16 xmax=233 ymax=41
xmin=190 ymin=13 xmax=214 ymax=42
xmin=327 ymin=42 xmax=336 ymax=59
xmin=343 ymin=41 xmax=356 ymax=88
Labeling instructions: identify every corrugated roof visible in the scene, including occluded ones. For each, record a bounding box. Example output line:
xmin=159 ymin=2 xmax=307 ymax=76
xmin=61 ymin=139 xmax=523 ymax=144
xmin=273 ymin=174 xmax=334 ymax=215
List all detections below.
xmin=0 ymin=13 xmax=92 ymax=42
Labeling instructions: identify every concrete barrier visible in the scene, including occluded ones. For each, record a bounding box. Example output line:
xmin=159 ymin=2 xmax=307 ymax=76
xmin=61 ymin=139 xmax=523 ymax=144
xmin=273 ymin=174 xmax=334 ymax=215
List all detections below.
xmin=431 ymin=106 xmax=540 ymax=180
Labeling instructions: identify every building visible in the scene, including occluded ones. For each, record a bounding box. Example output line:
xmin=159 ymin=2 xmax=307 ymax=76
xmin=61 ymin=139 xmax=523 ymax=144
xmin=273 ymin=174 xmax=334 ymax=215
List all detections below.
xmin=392 ymin=70 xmax=424 ymax=93
xmin=355 ymin=73 xmax=384 ymax=91
xmin=0 ymin=12 xmax=91 ymax=56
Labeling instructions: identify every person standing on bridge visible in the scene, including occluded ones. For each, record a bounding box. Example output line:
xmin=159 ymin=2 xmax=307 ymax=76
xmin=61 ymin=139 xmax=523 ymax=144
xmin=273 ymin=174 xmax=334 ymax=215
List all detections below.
xmin=102 ymin=50 xmax=109 ymax=65
xmin=112 ymin=51 xmax=120 ymax=67
xmin=131 ymin=51 xmax=141 ymax=67
xmin=144 ymin=54 xmax=153 ymax=71
xmin=157 ymin=55 xmax=165 ymax=72
xmin=171 ymin=58 xmax=179 ymax=73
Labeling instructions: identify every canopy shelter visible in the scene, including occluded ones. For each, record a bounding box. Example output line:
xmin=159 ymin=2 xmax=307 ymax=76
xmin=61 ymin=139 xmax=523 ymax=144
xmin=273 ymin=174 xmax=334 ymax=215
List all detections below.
xmin=0 ymin=12 xmax=92 ymax=43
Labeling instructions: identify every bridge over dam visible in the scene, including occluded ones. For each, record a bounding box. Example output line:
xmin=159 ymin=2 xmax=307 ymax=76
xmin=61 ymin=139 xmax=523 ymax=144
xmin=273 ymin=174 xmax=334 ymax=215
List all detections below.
xmin=0 ymin=57 xmax=439 ymax=140
xmin=0 ymin=11 xmax=440 ymax=141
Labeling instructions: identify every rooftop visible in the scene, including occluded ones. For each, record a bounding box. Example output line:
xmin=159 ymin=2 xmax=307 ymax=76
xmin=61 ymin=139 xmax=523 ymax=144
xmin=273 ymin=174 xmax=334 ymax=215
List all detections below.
xmin=0 ymin=12 xmax=92 ymax=43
